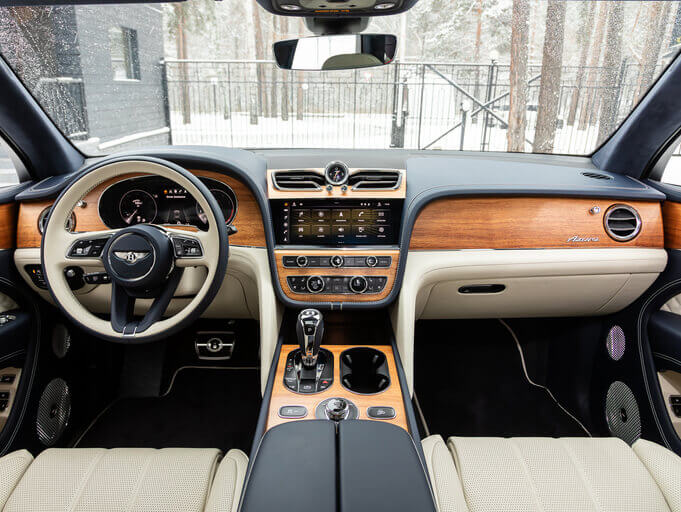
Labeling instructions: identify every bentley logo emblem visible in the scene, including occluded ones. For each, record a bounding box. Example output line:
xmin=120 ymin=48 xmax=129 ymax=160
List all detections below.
xmin=113 ymin=251 xmax=150 ymax=264
xmin=567 ymin=235 xmax=599 ymax=243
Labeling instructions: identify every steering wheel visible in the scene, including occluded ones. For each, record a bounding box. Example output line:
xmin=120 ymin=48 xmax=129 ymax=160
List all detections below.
xmin=41 ymin=157 xmax=229 ymax=343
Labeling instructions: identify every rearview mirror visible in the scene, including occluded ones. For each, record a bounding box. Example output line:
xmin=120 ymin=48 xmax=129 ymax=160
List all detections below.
xmin=273 ymin=34 xmax=397 ymax=71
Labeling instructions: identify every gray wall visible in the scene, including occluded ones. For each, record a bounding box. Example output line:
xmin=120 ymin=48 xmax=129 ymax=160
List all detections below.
xmin=74 ymin=5 xmax=169 ymax=149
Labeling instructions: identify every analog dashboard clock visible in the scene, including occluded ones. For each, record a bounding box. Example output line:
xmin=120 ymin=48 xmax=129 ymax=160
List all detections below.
xmin=325 ymin=161 xmax=349 ymax=186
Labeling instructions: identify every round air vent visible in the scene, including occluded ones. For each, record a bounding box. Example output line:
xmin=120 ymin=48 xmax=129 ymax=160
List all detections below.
xmin=37 ymin=378 xmax=71 ymax=446
xmin=606 ymin=325 xmax=625 ymax=361
xmin=38 ymin=207 xmax=75 ymax=235
xmin=603 ymin=204 xmax=641 ymax=242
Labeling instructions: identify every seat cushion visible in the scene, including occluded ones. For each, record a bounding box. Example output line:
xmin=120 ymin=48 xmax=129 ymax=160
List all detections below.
xmin=205 ymin=449 xmax=249 ymax=512
xmin=3 ymin=447 xmax=222 ymax=512
xmin=422 ymin=435 xmax=681 ymax=512
xmin=0 ymin=450 xmax=33 ymax=509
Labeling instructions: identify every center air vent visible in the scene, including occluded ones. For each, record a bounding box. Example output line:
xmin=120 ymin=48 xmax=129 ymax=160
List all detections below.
xmin=348 ymin=170 xmax=401 ymax=190
xmin=272 ymin=170 xmax=325 ymax=190
xmin=604 ymin=204 xmax=641 ymax=242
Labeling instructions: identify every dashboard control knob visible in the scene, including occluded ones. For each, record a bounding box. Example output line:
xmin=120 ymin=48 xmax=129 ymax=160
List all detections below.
xmin=296 ymin=255 xmax=309 ymax=267
xmin=349 ymin=276 xmax=368 ymax=294
xmin=306 ymin=276 xmax=325 ymax=294
xmin=365 ymin=255 xmax=378 ymax=267
xmin=330 ymin=255 xmax=344 ymax=268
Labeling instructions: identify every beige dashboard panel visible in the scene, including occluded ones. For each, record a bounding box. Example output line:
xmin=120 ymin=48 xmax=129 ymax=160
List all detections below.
xmin=392 ymin=248 xmax=668 ymax=394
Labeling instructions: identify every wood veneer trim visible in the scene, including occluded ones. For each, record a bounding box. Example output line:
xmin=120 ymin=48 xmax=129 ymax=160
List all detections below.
xmin=267 ymin=344 xmax=407 ymax=431
xmin=16 ymin=170 xmax=266 ymax=248
xmin=663 ymin=201 xmax=681 ymax=249
xmin=274 ymin=249 xmax=399 ymax=302
xmin=410 ymin=197 xmax=664 ymax=250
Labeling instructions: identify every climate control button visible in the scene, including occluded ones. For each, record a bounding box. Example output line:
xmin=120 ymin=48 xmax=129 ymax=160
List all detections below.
xmin=365 ymin=255 xmax=378 ymax=267
xmin=296 ymin=255 xmax=309 ymax=267
xmin=306 ymin=276 xmax=325 ymax=293
xmin=349 ymin=276 xmax=368 ymax=293
xmin=330 ymin=255 xmax=344 ymax=267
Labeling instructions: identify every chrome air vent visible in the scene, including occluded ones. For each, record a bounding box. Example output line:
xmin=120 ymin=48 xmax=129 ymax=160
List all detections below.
xmin=38 ymin=207 xmax=75 ymax=235
xmin=604 ymin=204 xmax=641 ymax=242
xmin=581 ymin=171 xmax=612 ymax=180
xmin=348 ymin=170 xmax=401 ymax=190
xmin=272 ymin=170 xmax=325 ymax=190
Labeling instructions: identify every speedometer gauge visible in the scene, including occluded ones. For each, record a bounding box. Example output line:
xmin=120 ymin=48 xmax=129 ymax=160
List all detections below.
xmin=196 ymin=189 xmax=236 ymax=225
xmin=119 ymin=190 xmax=157 ymax=225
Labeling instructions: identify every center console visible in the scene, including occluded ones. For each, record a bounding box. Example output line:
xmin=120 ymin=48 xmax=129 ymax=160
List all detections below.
xmin=268 ymin=163 xmax=405 ymax=304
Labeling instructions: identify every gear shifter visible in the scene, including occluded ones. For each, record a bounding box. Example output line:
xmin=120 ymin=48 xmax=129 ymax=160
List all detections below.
xmin=282 ymin=309 xmax=333 ymax=393
xmin=297 ymin=309 xmax=324 ymax=367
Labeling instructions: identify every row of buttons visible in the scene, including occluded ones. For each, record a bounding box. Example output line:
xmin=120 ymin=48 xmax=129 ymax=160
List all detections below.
xmin=290 ymin=224 xmax=392 ymax=239
xmin=0 ymin=390 xmax=10 ymax=412
xmin=68 ymin=238 xmax=108 ymax=258
xmin=283 ymin=255 xmax=392 ymax=268
xmin=671 ymin=395 xmax=681 ymax=417
xmin=84 ymin=272 xmax=111 ymax=285
xmin=287 ymin=276 xmax=387 ymax=295
xmin=278 ymin=404 xmax=395 ymax=420
xmin=172 ymin=237 xmax=203 ymax=257
xmin=292 ymin=208 xmax=390 ymax=224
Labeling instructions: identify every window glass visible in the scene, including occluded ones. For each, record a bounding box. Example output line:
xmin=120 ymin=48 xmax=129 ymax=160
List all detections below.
xmin=0 ymin=139 xmax=22 ymax=188
xmin=110 ymin=26 xmax=140 ymax=81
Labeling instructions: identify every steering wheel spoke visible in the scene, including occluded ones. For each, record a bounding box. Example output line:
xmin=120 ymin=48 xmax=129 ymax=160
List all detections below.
xmin=167 ymin=229 xmax=211 ymax=268
xmin=59 ymin=231 xmax=118 ymax=268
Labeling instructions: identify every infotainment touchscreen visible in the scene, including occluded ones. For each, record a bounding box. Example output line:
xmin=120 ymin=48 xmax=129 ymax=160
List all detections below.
xmin=271 ymin=199 xmax=401 ymax=245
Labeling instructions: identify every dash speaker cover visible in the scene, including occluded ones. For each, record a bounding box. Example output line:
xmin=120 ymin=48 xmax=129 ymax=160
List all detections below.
xmin=606 ymin=325 xmax=625 ymax=361
xmin=37 ymin=378 xmax=71 ymax=446
xmin=605 ymin=381 xmax=641 ymax=445
xmin=51 ymin=324 xmax=71 ymax=359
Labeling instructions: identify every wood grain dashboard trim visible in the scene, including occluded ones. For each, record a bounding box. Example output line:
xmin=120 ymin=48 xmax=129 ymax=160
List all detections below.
xmin=267 ymin=168 xmax=406 ymax=199
xmin=663 ymin=201 xmax=681 ymax=249
xmin=274 ymin=249 xmax=399 ymax=302
xmin=267 ymin=344 xmax=407 ymax=432
xmin=409 ymin=197 xmax=664 ymax=250
xmin=16 ymin=170 xmax=266 ymax=248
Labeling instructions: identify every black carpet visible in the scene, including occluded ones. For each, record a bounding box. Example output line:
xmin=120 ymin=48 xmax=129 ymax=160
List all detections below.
xmin=414 ymin=319 xmax=588 ymax=439
xmin=77 ymin=367 xmax=261 ymax=452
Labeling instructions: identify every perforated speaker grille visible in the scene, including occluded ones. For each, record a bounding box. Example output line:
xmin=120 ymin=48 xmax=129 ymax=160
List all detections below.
xmin=605 ymin=381 xmax=641 ymax=445
xmin=51 ymin=324 xmax=71 ymax=359
xmin=37 ymin=378 xmax=71 ymax=446
xmin=606 ymin=325 xmax=625 ymax=361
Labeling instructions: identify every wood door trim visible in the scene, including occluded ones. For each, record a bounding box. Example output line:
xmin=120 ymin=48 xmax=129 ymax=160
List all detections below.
xmin=0 ymin=203 xmax=17 ymax=250
xmin=267 ymin=344 xmax=407 ymax=432
xmin=410 ymin=197 xmax=664 ymax=250
xmin=16 ymin=170 xmax=266 ymax=248
xmin=274 ymin=249 xmax=399 ymax=302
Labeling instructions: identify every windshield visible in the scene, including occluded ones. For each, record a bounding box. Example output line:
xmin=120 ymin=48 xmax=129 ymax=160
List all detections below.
xmin=0 ymin=0 xmax=679 ymax=155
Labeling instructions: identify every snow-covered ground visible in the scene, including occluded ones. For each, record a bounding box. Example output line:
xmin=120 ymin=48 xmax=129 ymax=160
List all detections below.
xmin=169 ymin=109 xmax=603 ymax=155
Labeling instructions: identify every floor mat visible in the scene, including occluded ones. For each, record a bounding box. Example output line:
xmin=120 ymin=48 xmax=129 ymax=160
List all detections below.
xmin=76 ymin=367 xmax=261 ymax=451
xmin=414 ymin=319 xmax=588 ymax=439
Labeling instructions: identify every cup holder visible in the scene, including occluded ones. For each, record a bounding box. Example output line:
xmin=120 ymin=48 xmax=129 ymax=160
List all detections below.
xmin=340 ymin=347 xmax=390 ymax=394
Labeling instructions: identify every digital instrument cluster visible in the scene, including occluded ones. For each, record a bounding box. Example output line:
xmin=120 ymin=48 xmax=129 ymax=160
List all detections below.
xmin=98 ymin=176 xmax=237 ymax=230
xmin=272 ymin=199 xmax=401 ymax=245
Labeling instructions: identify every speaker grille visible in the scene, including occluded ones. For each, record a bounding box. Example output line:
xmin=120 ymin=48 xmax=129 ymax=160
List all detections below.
xmin=605 ymin=381 xmax=641 ymax=445
xmin=37 ymin=378 xmax=71 ymax=447
xmin=51 ymin=324 xmax=71 ymax=359
xmin=606 ymin=325 xmax=625 ymax=361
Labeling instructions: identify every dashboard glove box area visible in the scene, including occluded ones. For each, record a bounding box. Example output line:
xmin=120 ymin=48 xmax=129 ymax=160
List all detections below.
xmin=240 ymin=420 xmax=436 ymax=512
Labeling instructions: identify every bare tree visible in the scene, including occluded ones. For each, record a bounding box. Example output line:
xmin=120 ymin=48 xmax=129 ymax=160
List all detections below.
xmin=567 ymin=2 xmax=595 ymax=126
xmin=279 ymin=15 xmax=290 ymax=121
xmin=507 ymin=0 xmax=530 ymax=152
xmin=532 ymin=0 xmax=566 ymax=153
xmin=636 ymin=2 xmax=672 ymax=100
xmin=473 ymin=0 xmax=483 ymax=99
xmin=578 ymin=1 xmax=608 ymax=130
xmin=251 ymin=1 xmax=266 ymax=121
xmin=173 ymin=4 xmax=191 ymax=124
xmin=597 ymin=1 xmax=624 ymax=145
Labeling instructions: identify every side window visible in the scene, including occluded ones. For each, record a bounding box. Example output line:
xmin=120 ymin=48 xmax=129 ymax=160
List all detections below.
xmin=0 ymin=138 xmax=22 ymax=188
xmin=661 ymin=143 xmax=681 ymax=186
xmin=109 ymin=26 xmax=140 ymax=81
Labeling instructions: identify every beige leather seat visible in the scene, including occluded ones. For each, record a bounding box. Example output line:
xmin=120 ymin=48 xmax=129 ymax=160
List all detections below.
xmin=423 ymin=435 xmax=681 ymax=512
xmin=0 ymin=447 xmax=247 ymax=512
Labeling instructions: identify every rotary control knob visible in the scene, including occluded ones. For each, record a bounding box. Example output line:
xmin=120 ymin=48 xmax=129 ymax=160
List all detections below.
xmin=365 ymin=255 xmax=378 ymax=267
xmin=296 ymin=255 xmax=309 ymax=267
xmin=330 ymin=255 xmax=344 ymax=268
xmin=306 ymin=275 xmax=325 ymax=293
xmin=325 ymin=398 xmax=349 ymax=421
xmin=349 ymin=276 xmax=368 ymax=293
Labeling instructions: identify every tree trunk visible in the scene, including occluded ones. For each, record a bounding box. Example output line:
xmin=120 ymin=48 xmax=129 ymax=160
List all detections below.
xmin=567 ymin=2 xmax=595 ymax=126
xmin=174 ymin=4 xmax=191 ymax=124
xmin=296 ymin=19 xmax=305 ymax=121
xmin=532 ymin=0 xmax=566 ymax=153
xmin=269 ymin=15 xmax=278 ymax=119
xmin=507 ymin=0 xmax=530 ymax=152
xmin=597 ymin=1 xmax=624 ymax=145
xmin=280 ymin=16 xmax=290 ymax=121
xmin=578 ymin=1 xmax=607 ymax=130
xmin=252 ymin=3 xmax=266 ymax=120
xmin=473 ymin=0 xmax=483 ymax=99
xmin=636 ymin=2 xmax=671 ymax=100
